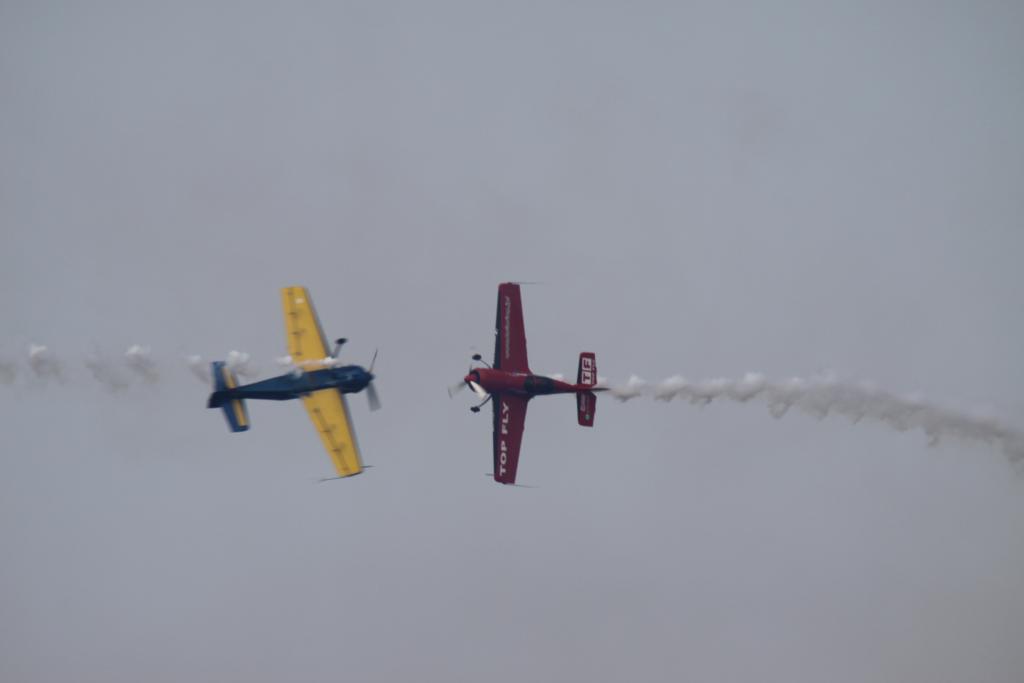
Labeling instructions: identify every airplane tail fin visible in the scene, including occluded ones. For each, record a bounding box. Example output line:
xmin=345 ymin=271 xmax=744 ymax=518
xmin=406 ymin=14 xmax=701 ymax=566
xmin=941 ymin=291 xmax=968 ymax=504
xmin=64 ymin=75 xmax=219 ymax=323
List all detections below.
xmin=577 ymin=352 xmax=597 ymax=387
xmin=577 ymin=352 xmax=597 ymax=427
xmin=208 ymin=361 xmax=250 ymax=432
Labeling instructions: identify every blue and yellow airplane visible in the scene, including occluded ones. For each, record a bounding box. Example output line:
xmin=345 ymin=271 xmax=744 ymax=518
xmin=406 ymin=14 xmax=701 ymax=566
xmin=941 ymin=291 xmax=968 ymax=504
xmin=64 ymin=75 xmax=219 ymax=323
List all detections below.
xmin=207 ymin=286 xmax=378 ymax=478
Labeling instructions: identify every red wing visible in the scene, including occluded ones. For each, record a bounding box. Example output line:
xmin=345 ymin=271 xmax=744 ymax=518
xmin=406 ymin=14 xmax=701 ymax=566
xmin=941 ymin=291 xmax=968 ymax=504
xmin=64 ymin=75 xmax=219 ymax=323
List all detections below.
xmin=492 ymin=394 xmax=529 ymax=484
xmin=493 ymin=282 xmax=530 ymax=373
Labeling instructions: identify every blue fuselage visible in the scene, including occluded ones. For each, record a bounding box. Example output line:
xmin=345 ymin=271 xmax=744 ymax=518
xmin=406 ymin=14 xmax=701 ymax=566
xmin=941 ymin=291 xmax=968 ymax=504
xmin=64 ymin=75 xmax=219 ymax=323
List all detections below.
xmin=225 ymin=365 xmax=373 ymax=401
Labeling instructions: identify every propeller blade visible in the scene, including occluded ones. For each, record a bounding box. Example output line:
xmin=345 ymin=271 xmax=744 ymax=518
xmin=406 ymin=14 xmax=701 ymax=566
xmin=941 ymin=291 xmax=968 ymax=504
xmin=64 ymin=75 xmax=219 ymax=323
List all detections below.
xmin=448 ymin=381 xmax=467 ymax=398
xmin=366 ymin=381 xmax=381 ymax=411
xmin=468 ymin=380 xmax=487 ymax=399
xmin=368 ymin=349 xmax=378 ymax=374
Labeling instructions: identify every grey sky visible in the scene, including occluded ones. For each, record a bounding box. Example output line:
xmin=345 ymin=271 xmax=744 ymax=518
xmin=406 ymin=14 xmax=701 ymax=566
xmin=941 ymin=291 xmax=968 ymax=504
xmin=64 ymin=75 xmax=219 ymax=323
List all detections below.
xmin=2 ymin=2 xmax=1023 ymax=681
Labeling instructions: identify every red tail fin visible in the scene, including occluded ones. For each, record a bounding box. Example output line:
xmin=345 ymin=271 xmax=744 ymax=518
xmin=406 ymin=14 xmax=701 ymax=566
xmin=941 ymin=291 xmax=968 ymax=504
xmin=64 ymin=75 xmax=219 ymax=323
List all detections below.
xmin=577 ymin=352 xmax=596 ymax=387
xmin=576 ymin=353 xmax=598 ymax=426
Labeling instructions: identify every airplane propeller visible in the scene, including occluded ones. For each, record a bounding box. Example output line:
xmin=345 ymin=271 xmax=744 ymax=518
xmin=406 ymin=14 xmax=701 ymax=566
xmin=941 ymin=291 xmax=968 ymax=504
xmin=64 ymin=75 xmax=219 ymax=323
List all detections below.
xmin=366 ymin=381 xmax=381 ymax=411
xmin=447 ymin=357 xmax=474 ymax=398
xmin=366 ymin=349 xmax=381 ymax=411
xmin=447 ymin=353 xmax=489 ymax=403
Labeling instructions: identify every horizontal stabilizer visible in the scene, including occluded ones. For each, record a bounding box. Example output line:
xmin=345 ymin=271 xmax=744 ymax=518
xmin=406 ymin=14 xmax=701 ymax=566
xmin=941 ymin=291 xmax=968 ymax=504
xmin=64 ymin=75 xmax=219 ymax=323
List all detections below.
xmin=209 ymin=361 xmax=250 ymax=432
xmin=577 ymin=390 xmax=596 ymax=427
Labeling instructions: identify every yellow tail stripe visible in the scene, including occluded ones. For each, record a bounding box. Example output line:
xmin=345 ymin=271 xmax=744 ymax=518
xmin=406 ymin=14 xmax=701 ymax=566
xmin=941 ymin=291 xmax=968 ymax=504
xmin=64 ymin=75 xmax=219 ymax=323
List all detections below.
xmin=232 ymin=399 xmax=248 ymax=427
xmin=221 ymin=366 xmax=247 ymax=427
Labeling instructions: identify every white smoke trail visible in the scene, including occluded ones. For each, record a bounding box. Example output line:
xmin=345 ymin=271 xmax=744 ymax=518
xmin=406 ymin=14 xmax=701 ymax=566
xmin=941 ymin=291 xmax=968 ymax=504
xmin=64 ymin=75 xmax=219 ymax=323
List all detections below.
xmin=612 ymin=371 xmax=1024 ymax=464
xmin=0 ymin=354 xmax=16 ymax=384
xmin=83 ymin=351 xmax=130 ymax=392
xmin=279 ymin=355 xmax=344 ymax=373
xmin=275 ymin=355 xmax=307 ymax=378
xmin=1 ymin=344 xmax=272 ymax=389
xmin=225 ymin=350 xmax=257 ymax=378
xmin=124 ymin=345 xmax=159 ymax=383
xmin=28 ymin=344 xmax=65 ymax=382
xmin=185 ymin=355 xmax=209 ymax=384
xmin=186 ymin=351 xmax=258 ymax=384
xmin=605 ymin=374 xmax=648 ymax=401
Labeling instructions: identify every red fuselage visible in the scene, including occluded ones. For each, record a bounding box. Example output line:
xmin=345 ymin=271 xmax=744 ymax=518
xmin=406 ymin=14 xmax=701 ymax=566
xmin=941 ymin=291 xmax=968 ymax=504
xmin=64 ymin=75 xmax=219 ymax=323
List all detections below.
xmin=465 ymin=368 xmax=595 ymax=397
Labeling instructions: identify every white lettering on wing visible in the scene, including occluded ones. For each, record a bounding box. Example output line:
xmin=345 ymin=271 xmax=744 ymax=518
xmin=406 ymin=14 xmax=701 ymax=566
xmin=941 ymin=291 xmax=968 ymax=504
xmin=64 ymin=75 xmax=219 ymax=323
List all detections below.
xmin=503 ymin=296 xmax=511 ymax=360
xmin=499 ymin=401 xmax=511 ymax=475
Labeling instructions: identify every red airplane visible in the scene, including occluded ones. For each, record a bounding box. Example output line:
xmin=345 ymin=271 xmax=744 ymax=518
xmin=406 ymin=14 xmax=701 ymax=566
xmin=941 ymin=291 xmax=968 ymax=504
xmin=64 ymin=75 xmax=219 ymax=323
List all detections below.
xmin=450 ymin=282 xmax=607 ymax=485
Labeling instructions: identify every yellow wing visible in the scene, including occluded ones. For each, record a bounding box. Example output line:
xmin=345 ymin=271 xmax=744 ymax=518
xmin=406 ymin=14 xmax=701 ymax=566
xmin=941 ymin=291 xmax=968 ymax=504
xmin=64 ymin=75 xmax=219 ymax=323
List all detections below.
xmin=301 ymin=389 xmax=364 ymax=477
xmin=282 ymin=286 xmax=329 ymax=365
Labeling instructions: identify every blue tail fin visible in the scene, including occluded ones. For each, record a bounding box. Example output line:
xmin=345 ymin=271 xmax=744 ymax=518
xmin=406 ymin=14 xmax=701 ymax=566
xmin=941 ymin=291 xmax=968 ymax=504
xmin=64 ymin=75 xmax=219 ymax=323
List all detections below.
xmin=208 ymin=361 xmax=250 ymax=432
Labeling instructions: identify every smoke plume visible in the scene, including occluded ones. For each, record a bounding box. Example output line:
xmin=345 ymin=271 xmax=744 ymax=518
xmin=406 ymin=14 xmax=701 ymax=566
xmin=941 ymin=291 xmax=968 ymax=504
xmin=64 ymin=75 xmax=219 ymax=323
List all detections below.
xmin=185 ymin=355 xmax=209 ymax=384
xmin=124 ymin=345 xmax=159 ymax=383
xmin=225 ymin=350 xmax=257 ymax=378
xmin=28 ymin=344 xmax=65 ymax=382
xmin=0 ymin=354 xmax=16 ymax=384
xmin=609 ymin=372 xmax=1024 ymax=464
xmin=0 ymin=345 xmax=264 ymax=390
xmin=83 ymin=350 xmax=130 ymax=392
